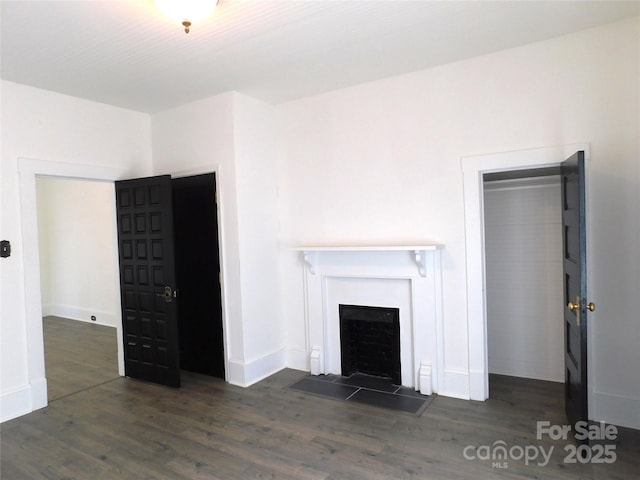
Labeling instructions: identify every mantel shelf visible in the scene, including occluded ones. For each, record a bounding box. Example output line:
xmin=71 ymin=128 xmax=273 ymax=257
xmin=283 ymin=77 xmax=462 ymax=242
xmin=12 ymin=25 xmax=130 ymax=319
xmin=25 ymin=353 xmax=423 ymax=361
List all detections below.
xmin=293 ymin=245 xmax=442 ymax=277
xmin=293 ymin=245 xmax=440 ymax=252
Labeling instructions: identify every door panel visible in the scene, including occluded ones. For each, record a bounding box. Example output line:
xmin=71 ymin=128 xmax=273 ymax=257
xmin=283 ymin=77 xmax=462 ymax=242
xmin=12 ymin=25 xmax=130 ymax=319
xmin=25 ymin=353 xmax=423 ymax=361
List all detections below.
xmin=116 ymin=175 xmax=180 ymax=387
xmin=561 ymin=151 xmax=588 ymax=427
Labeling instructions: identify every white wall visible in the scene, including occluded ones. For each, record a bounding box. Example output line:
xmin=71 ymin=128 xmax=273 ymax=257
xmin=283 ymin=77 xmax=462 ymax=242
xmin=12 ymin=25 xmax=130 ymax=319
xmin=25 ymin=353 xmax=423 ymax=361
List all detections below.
xmin=232 ymin=94 xmax=282 ymax=382
xmin=484 ymin=178 xmax=564 ymax=382
xmin=0 ymin=80 xmax=152 ymax=421
xmin=276 ymin=18 xmax=640 ymax=428
xmin=151 ymin=91 xmax=281 ymax=386
xmin=36 ymin=177 xmax=120 ymax=327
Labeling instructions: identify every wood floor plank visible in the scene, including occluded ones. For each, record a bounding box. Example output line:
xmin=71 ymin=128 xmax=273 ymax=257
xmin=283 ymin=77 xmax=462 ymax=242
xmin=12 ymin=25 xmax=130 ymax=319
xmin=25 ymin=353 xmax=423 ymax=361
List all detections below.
xmin=43 ymin=316 xmax=119 ymax=401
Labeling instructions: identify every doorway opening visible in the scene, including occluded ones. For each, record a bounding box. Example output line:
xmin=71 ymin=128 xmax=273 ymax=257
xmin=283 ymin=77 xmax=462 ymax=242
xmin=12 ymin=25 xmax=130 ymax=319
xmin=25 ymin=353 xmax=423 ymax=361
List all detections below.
xmin=35 ymin=176 xmax=121 ymax=400
xmin=18 ymin=159 xmax=228 ymax=416
xmin=172 ymin=173 xmax=225 ymax=379
xmin=482 ymin=169 xmax=564 ymax=393
xmin=461 ymin=143 xmax=590 ymax=403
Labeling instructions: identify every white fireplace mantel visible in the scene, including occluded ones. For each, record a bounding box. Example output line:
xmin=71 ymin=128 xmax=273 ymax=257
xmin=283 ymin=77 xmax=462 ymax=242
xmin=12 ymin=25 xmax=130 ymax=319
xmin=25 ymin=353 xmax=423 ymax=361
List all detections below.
xmin=294 ymin=245 xmax=440 ymax=277
xmin=295 ymin=244 xmax=444 ymax=394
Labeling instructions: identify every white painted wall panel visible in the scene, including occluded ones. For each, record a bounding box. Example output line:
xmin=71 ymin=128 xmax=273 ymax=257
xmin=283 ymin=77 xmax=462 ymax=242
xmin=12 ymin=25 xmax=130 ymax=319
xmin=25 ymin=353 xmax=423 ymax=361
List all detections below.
xmin=233 ymin=93 xmax=281 ymax=376
xmin=484 ymin=180 xmax=563 ymax=382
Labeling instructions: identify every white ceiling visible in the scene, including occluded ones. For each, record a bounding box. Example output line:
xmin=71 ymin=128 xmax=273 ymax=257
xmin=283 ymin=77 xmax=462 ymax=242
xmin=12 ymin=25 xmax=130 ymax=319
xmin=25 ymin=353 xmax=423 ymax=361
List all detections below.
xmin=2 ymin=1 xmax=638 ymax=113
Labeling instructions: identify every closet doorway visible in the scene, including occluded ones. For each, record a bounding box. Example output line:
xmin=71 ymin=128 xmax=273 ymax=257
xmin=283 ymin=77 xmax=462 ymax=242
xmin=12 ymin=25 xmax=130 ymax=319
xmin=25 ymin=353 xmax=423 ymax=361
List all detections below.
xmin=483 ymin=169 xmax=564 ymax=385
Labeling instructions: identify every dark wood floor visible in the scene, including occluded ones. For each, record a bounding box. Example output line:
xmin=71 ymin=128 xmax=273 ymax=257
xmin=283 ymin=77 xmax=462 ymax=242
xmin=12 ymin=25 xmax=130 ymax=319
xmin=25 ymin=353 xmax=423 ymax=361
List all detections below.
xmin=2 ymin=319 xmax=638 ymax=479
xmin=43 ymin=316 xmax=119 ymax=401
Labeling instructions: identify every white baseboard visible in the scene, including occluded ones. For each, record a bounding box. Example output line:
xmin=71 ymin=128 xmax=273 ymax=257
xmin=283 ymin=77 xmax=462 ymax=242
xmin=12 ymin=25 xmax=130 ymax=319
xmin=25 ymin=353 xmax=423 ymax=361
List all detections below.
xmin=1 ymin=385 xmax=32 ymax=423
xmin=1 ymin=377 xmax=48 ymax=423
xmin=43 ymin=304 xmax=118 ymax=328
xmin=591 ymin=390 xmax=640 ymax=430
xmin=227 ymin=348 xmax=286 ymax=388
xmin=226 ymin=359 xmax=247 ymax=386
xmin=31 ymin=377 xmax=48 ymax=411
xmin=468 ymin=369 xmax=488 ymax=401
xmin=41 ymin=303 xmax=54 ymax=317
xmin=285 ymin=347 xmax=309 ymax=372
xmin=488 ymin=363 xmax=564 ymax=384
xmin=439 ymin=369 xmax=471 ymax=400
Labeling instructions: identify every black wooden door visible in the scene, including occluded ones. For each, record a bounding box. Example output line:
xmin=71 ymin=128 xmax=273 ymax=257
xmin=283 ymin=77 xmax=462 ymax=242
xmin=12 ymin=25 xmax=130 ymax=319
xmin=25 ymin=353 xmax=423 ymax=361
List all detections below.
xmin=115 ymin=175 xmax=180 ymax=387
xmin=561 ymin=151 xmax=592 ymax=427
xmin=172 ymin=173 xmax=225 ymax=379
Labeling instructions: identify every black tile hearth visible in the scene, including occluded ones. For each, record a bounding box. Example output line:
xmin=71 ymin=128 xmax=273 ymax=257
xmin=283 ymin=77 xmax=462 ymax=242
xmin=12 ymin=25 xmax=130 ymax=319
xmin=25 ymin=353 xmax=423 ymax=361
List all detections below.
xmin=308 ymin=373 xmax=341 ymax=383
xmin=395 ymin=386 xmax=427 ymax=399
xmin=289 ymin=377 xmax=358 ymax=400
xmin=335 ymin=373 xmax=398 ymax=393
xmin=349 ymin=388 xmax=426 ymax=414
xmin=289 ymin=373 xmax=433 ymax=415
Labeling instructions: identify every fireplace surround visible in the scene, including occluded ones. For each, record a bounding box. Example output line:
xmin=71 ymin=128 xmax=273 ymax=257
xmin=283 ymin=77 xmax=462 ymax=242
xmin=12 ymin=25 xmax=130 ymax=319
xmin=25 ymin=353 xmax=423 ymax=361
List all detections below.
xmin=297 ymin=246 xmax=443 ymax=394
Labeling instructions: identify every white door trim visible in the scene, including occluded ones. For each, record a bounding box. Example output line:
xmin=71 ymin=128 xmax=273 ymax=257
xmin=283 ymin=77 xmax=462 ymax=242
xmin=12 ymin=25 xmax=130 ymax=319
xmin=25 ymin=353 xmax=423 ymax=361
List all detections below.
xmin=461 ymin=143 xmax=590 ymax=401
xmin=18 ymin=158 xmax=127 ymax=412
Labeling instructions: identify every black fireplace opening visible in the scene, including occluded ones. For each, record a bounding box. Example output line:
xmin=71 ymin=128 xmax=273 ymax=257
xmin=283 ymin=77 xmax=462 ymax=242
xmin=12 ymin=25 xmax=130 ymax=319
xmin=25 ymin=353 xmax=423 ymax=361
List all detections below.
xmin=339 ymin=304 xmax=401 ymax=385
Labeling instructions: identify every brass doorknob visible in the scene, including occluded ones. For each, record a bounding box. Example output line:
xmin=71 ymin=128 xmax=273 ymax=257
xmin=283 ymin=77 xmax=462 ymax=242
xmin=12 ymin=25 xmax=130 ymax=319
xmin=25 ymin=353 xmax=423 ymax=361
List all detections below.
xmin=568 ymin=301 xmax=580 ymax=312
xmin=587 ymin=302 xmax=595 ymax=312
xmin=155 ymin=286 xmax=173 ymax=303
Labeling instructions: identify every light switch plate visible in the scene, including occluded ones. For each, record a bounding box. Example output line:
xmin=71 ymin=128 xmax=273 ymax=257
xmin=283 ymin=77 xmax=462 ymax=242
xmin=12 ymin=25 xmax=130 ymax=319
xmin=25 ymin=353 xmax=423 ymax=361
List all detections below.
xmin=1 ymin=240 xmax=11 ymax=258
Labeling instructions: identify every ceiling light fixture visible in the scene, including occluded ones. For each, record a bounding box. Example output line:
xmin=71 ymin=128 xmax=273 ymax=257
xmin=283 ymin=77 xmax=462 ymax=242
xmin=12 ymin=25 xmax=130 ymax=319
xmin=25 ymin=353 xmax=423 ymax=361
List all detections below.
xmin=155 ymin=0 xmax=218 ymax=34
